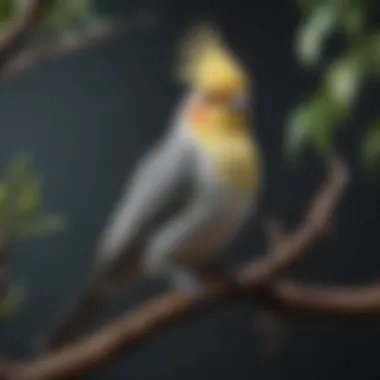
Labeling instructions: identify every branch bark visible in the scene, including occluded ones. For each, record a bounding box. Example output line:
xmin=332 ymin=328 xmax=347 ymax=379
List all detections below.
xmin=0 ymin=0 xmax=48 ymax=74
xmin=0 ymin=4 xmax=374 ymax=379
xmin=269 ymin=280 xmax=380 ymax=316
xmin=0 ymin=9 xmax=158 ymax=81
xmin=0 ymin=154 xmax=359 ymax=380
xmin=238 ymin=154 xmax=349 ymax=288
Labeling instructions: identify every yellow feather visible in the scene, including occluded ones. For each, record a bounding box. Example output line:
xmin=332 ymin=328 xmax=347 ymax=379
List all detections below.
xmin=176 ymin=24 xmax=261 ymax=195
xmin=209 ymin=136 xmax=261 ymax=195
xmin=176 ymin=23 xmax=249 ymax=95
xmin=191 ymin=126 xmax=262 ymax=196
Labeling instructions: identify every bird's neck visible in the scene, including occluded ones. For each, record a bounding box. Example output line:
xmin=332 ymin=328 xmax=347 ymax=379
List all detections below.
xmin=188 ymin=99 xmax=250 ymax=138
xmin=189 ymin=118 xmax=261 ymax=196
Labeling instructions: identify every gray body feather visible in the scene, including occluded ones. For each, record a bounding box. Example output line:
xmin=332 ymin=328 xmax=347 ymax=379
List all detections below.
xmin=41 ymin=111 xmax=254 ymax=351
xmin=94 ymin=125 xmax=253 ymax=287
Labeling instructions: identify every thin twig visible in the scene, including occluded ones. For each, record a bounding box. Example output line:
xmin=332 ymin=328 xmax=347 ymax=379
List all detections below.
xmin=0 ymin=0 xmax=48 ymax=74
xmin=238 ymin=154 xmax=349 ymax=288
xmin=269 ymin=280 xmax=380 ymax=316
xmin=0 ymin=4 xmax=367 ymax=373
xmin=0 ymin=9 xmax=158 ymax=81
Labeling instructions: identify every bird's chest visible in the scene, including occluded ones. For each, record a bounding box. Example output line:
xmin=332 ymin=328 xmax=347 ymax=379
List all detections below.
xmin=180 ymin=191 xmax=251 ymax=268
xmin=178 ymin=140 xmax=256 ymax=266
xmin=177 ymin=194 xmax=251 ymax=268
xmin=193 ymin=133 xmax=260 ymax=197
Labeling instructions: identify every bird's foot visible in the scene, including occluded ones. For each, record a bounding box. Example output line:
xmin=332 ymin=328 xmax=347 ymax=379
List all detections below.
xmin=166 ymin=267 xmax=208 ymax=297
xmin=201 ymin=261 xmax=250 ymax=299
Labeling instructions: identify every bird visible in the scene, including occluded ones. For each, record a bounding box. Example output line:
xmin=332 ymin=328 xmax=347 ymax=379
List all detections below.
xmin=40 ymin=23 xmax=263 ymax=352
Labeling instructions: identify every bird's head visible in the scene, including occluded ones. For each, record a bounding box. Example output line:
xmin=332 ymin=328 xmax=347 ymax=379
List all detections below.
xmin=176 ymin=24 xmax=252 ymax=135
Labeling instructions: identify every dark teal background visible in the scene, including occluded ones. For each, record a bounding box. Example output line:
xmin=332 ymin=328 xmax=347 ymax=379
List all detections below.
xmin=1 ymin=0 xmax=380 ymax=379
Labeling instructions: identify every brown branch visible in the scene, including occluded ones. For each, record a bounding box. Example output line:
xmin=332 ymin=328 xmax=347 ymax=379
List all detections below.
xmin=0 ymin=9 xmax=158 ymax=81
xmin=0 ymin=0 xmax=48 ymax=73
xmin=0 ymin=155 xmax=352 ymax=380
xmin=268 ymin=280 xmax=380 ymax=316
xmin=0 ymin=2 xmax=365 ymax=379
xmin=238 ymin=153 xmax=349 ymax=288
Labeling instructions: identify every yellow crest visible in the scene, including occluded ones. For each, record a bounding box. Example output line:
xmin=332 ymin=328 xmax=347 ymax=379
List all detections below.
xmin=176 ymin=24 xmax=249 ymax=95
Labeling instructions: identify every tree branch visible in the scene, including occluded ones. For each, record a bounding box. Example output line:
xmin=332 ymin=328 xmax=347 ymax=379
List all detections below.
xmin=0 ymin=154 xmax=353 ymax=380
xmin=268 ymin=280 xmax=380 ymax=316
xmin=0 ymin=0 xmax=48 ymax=73
xmin=0 ymin=3 xmax=368 ymax=380
xmin=238 ymin=153 xmax=349 ymax=288
xmin=0 ymin=9 xmax=158 ymax=81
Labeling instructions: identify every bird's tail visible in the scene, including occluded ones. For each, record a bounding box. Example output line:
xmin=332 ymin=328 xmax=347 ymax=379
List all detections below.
xmin=38 ymin=278 xmax=109 ymax=353
xmin=38 ymin=254 xmax=143 ymax=354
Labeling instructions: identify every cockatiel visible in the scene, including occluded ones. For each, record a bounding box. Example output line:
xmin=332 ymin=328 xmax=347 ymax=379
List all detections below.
xmin=41 ymin=24 xmax=263 ymax=351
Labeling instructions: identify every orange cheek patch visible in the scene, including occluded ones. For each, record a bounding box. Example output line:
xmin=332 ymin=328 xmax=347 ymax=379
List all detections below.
xmin=188 ymin=101 xmax=209 ymax=124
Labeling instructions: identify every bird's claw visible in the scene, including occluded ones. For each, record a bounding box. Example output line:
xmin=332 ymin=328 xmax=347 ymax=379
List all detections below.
xmin=166 ymin=267 xmax=208 ymax=297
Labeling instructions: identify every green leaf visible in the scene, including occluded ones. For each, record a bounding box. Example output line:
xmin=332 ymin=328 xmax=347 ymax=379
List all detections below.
xmin=17 ymin=175 xmax=42 ymax=215
xmin=341 ymin=4 xmax=365 ymax=37
xmin=363 ymin=31 xmax=380 ymax=77
xmin=371 ymin=33 xmax=380 ymax=67
xmin=296 ymin=0 xmax=325 ymax=13
xmin=337 ymin=0 xmax=369 ymax=38
xmin=361 ymin=120 xmax=380 ymax=171
xmin=295 ymin=3 xmax=338 ymax=67
xmin=324 ymin=54 xmax=363 ymax=111
xmin=0 ymin=153 xmax=33 ymax=226
xmin=65 ymin=0 xmax=93 ymax=15
xmin=17 ymin=214 xmax=67 ymax=239
xmin=285 ymin=104 xmax=314 ymax=159
xmin=0 ymin=152 xmax=67 ymax=240
xmin=42 ymin=0 xmax=96 ymax=29
xmin=4 ymin=153 xmax=33 ymax=202
xmin=0 ymin=183 xmax=8 ymax=225
xmin=0 ymin=184 xmax=7 ymax=209
xmin=5 ymin=153 xmax=32 ymax=182
xmin=0 ymin=284 xmax=25 ymax=321
xmin=308 ymin=93 xmax=339 ymax=155
xmin=285 ymin=90 xmax=341 ymax=161
xmin=0 ymin=0 xmax=12 ymax=24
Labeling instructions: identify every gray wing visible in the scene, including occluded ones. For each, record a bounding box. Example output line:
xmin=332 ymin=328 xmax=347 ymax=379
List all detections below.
xmin=95 ymin=133 xmax=196 ymax=267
